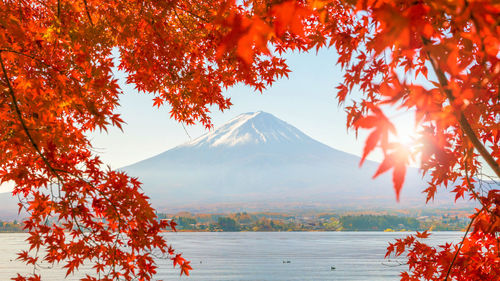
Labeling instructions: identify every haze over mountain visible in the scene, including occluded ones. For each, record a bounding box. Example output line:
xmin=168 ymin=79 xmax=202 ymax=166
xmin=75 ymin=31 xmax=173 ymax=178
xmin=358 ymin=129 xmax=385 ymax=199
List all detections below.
xmin=0 ymin=111 xmax=475 ymax=220
xmin=123 ymin=111 xmax=470 ymax=212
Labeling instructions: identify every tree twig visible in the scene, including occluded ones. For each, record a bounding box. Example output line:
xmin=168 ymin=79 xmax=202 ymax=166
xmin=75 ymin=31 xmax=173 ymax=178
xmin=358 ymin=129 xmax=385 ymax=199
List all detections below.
xmin=443 ymin=208 xmax=481 ymax=281
xmin=83 ymin=0 xmax=94 ymax=26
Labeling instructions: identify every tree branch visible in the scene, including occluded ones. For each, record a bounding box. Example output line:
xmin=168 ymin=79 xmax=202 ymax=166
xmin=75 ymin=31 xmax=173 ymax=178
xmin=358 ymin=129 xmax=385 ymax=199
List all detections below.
xmin=0 ymin=48 xmax=52 ymax=69
xmin=0 ymin=52 xmax=64 ymax=184
xmin=1 ymin=53 xmax=125 ymax=269
xmin=443 ymin=208 xmax=481 ymax=281
xmin=83 ymin=0 xmax=94 ymax=26
xmin=464 ymin=155 xmax=495 ymax=217
xmin=175 ymin=5 xmax=209 ymax=23
xmin=422 ymin=38 xmax=500 ymax=179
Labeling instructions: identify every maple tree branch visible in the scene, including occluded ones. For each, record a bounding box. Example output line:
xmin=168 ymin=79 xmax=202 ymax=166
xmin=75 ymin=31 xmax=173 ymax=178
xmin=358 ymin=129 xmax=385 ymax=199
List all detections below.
xmin=173 ymin=8 xmax=195 ymax=35
xmin=422 ymin=39 xmax=500 ymax=179
xmin=53 ymin=167 xmax=126 ymax=229
xmin=464 ymin=157 xmax=496 ymax=218
xmin=0 ymin=49 xmax=94 ymax=95
xmin=175 ymin=5 xmax=209 ymax=23
xmin=0 ymin=49 xmax=51 ymax=67
xmin=181 ymin=122 xmax=192 ymax=140
xmin=83 ymin=0 xmax=94 ymax=26
xmin=1 ymin=53 xmax=122 ymax=263
xmin=32 ymin=215 xmax=51 ymax=275
xmin=443 ymin=208 xmax=481 ymax=281
xmin=1 ymin=51 xmax=156 ymax=279
xmin=0 ymin=52 xmax=64 ymax=185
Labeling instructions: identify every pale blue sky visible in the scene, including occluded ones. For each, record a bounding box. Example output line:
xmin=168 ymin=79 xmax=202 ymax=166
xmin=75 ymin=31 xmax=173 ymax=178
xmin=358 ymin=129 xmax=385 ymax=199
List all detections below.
xmin=90 ymin=48 xmax=414 ymax=169
xmin=2 ymin=48 xmax=413 ymax=194
xmin=1 ymin=48 xmax=494 ymax=194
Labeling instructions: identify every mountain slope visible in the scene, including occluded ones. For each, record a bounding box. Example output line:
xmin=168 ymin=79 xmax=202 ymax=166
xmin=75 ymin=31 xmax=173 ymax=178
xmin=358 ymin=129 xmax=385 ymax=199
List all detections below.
xmin=123 ymin=111 xmax=469 ymax=211
xmin=181 ymin=111 xmax=315 ymax=148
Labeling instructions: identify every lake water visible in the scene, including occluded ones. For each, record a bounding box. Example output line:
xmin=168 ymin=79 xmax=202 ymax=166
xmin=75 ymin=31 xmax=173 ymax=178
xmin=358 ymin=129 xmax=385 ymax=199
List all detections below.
xmin=0 ymin=232 xmax=463 ymax=280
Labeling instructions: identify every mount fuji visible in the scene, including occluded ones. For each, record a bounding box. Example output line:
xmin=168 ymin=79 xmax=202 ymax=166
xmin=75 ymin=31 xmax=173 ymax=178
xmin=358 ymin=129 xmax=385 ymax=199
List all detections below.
xmin=0 ymin=112 xmax=472 ymax=220
xmin=123 ymin=111 xmax=467 ymax=211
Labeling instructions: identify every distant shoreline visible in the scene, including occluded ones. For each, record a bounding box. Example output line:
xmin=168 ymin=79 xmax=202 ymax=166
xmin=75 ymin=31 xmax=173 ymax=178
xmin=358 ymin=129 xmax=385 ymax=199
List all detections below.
xmin=162 ymin=229 xmax=465 ymax=233
xmin=0 ymin=229 xmax=467 ymax=234
xmin=1 ymin=210 xmax=471 ymax=233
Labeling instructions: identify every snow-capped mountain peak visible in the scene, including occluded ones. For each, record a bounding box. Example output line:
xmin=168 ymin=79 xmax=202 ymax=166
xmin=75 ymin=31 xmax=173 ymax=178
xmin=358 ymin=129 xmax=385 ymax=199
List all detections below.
xmin=122 ymin=110 xmax=469 ymax=210
xmin=181 ymin=111 xmax=311 ymax=148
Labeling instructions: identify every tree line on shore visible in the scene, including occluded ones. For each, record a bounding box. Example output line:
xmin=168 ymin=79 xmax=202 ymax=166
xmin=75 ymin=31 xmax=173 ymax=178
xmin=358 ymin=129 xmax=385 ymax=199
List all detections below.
xmin=0 ymin=211 xmax=470 ymax=233
xmin=157 ymin=212 xmax=469 ymax=232
xmin=0 ymin=220 xmax=23 ymax=232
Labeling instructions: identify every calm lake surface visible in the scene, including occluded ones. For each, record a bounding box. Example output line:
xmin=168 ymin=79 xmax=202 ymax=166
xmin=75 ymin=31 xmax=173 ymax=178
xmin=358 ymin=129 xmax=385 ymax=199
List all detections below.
xmin=0 ymin=232 xmax=463 ymax=280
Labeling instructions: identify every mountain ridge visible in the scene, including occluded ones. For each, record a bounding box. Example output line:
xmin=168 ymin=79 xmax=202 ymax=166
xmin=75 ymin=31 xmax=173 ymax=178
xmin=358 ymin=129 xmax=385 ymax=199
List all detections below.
xmin=174 ymin=111 xmax=319 ymax=149
xmin=186 ymin=112 xmax=302 ymax=147
xmin=0 ymin=111 xmax=475 ymax=220
xmin=123 ymin=111 xmax=472 ymax=212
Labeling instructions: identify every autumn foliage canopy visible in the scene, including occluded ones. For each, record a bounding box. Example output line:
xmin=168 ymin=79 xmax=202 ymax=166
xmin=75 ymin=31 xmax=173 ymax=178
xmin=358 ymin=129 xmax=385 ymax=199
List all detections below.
xmin=0 ymin=0 xmax=499 ymax=280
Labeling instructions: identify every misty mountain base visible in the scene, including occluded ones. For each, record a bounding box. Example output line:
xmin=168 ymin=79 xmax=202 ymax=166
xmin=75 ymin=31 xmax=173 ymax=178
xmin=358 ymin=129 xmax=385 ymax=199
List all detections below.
xmin=124 ymin=112 xmax=474 ymax=212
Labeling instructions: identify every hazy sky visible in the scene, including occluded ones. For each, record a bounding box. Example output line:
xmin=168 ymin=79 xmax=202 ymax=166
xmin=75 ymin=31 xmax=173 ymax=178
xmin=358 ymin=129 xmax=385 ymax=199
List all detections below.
xmin=0 ymin=48 xmax=418 ymax=194
xmin=89 ymin=48 xmax=417 ymax=169
xmin=0 ymin=49 xmax=493 ymax=194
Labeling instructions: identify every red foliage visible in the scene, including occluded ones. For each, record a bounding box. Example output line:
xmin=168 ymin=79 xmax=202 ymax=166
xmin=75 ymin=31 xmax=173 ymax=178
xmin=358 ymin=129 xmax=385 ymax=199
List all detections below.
xmin=1 ymin=0 xmax=499 ymax=280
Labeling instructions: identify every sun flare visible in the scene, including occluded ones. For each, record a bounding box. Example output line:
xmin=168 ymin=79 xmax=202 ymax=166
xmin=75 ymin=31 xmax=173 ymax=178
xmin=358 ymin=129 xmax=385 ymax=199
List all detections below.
xmin=392 ymin=119 xmax=419 ymax=147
